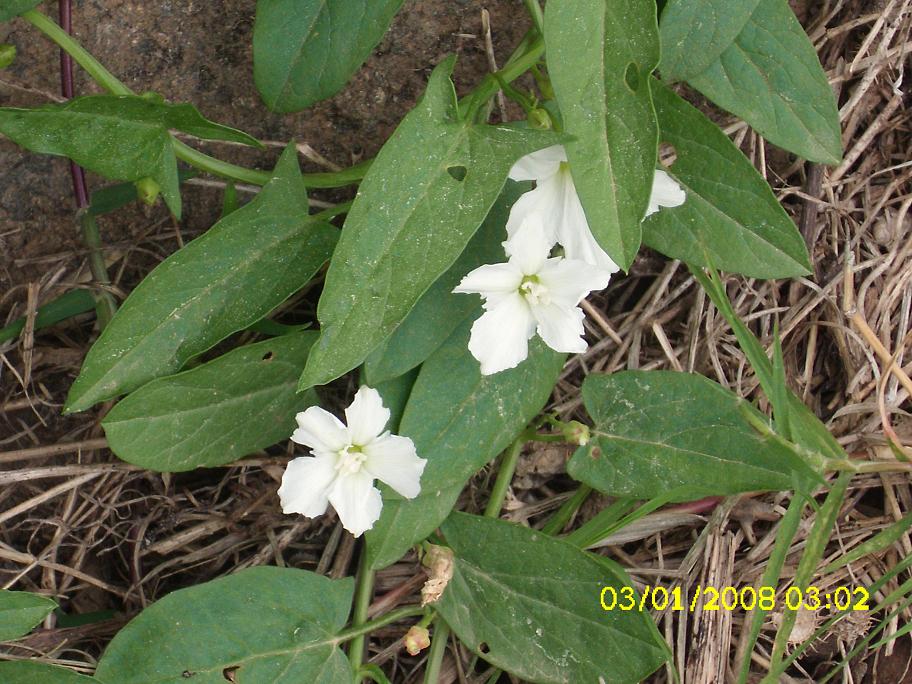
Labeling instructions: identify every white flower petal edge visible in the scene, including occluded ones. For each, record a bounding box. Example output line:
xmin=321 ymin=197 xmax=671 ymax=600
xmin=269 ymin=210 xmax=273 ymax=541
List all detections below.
xmin=279 ymin=387 xmax=427 ymax=537
xmin=505 ymin=145 xmax=685 ymax=269
xmin=646 ymin=169 xmax=686 ymax=217
xmin=290 ymin=406 xmax=349 ymax=453
xmin=345 ymin=386 xmax=390 ymax=446
xmin=455 ymin=217 xmax=613 ymax=375
xmin=508 ymin=144 xmax=566 ymax=182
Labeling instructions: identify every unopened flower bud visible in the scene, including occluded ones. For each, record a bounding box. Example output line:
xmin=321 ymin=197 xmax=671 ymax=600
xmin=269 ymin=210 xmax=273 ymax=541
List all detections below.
xmin=527 ymin=107 xmax=552 ymax=130
xmin=403 ymin=625 xmax=430 ymax=656
xmin=0 ymin=44 xmax=16 ymax=69
xmin=134 ymin=177 xmax=161 ymax=206
xmin=562 ymin=420 xmax=590 ymax=446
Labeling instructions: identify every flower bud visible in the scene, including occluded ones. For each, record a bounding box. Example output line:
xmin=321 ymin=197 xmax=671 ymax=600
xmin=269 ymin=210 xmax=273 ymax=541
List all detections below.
xmin=403 ymin=625 xmax=430 ymax=656
xmin=561 ymin=420 xmax=590 ymax=446
xmin=527 ymin=107 xmax=552 ymax=130
xmin=0 ymin=44 xmax=16 ymax=70
xmin=134 ymin=177 xmax=161 ymax=206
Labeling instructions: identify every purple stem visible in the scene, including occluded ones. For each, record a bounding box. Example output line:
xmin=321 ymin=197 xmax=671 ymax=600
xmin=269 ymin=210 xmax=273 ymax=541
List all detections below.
xmin=58 ymin=0 xmax=89 ymax=209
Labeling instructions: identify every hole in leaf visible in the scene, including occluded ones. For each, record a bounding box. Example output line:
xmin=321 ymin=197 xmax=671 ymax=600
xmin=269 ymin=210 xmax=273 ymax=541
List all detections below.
xmin=658 ymin=142 xmax=677 ymax=167
xmin=478 ymin=642 xmax=490 ymax=654
xmin=262 ymin=351 xmax=274 ymax=361
xmin=181 ymin=672 xmax=195 ymax=679
xmin=624 ymin=62 xmax=640 ymax=92
xmin=223 ymin=666 xmax=240 ymax=682
xmin=447 ymin=165 xmax=467 ymax=182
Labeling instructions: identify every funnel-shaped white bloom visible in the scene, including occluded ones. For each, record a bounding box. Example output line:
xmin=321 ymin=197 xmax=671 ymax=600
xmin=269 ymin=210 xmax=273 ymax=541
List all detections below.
xmin=507 ymin=145 xmax=685 ymax=270
xmin=278 ymin=387 xmax=426 ymax=537
xmin=454 ymin=215 xmax=612 ymax=375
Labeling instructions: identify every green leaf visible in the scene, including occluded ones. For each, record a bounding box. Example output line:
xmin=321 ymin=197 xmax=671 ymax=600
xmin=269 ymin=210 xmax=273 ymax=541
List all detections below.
xmin=658 ymin=0 xmax=761 ymax=82
xmin=692 ymin=266 xmax=846 ymax=461
xmin=544 ymin=0 xmax=660 ymax=270
xmin=568 ymin=371 xmax=818 ymax=501
xmin=642 ymin=80 xmax=810 ymax=278
xmin=102 ymin=332 xmax=319 ymax=472
xmin=254 ymin=0 xmax=404 ymax=112
xmin=299 ymin=58 xmax=559 ymax=388
xmin=824 ymin=513 xmax=912 ymax=573
xmin=366 ymin=317 xmax=564 ymax=570
xmin=0 ymin=95 xmax=259 ymax=217
xmin=363 ymin=182 xmax=527 ymax=385
xmin=0 ymin=661 xmax=99 ymax=683
xmin=436 ymin=513 xmax=667 ymax=683
xmin=64 ymin=145 xmax=337 ymax=413
xmin=682 ymin=0 xmax=842 ymax=164
xmin=0 ymin=289 xmax=95 ymax=345
xmin=0 ymin=590 xmax=56 ymax=641
xmin=0 ymin=1 xmax=41 ymax=22
xmin=95 ymin=567 xmax=353 ymax=684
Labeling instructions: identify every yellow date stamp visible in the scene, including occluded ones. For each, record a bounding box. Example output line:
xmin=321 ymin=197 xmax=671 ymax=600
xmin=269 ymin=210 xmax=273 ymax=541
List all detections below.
xmin=599 ymin=585 xmax=871 ymax=612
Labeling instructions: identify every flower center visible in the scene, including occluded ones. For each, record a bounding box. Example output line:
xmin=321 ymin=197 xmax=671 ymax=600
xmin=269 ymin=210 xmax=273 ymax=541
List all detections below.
xmin=519 ymin=275 xmax=550 ymax=306
xmin=336 ymin=445 xmax=367 ymax=475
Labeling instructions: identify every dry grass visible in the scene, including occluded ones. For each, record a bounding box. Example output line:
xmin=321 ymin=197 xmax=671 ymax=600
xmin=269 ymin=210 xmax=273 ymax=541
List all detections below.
xmin=2 ymin=0 xmax=911 ymax=682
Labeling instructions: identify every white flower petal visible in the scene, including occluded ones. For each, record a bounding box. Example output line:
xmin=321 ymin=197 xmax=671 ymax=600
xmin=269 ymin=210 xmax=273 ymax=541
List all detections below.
xmin=328 ymin=470 xmax=383 ymax=537
xmin=505 ymin=175 xmax=564 ymax=245
xmin=345 ymin=386 xmax=390 ymax=446
xmin=291 ymin=406 xmax=349 ymax=452
xmin=550 ymin=187 xmax=621 ymax=272
xmin=645 ymin=169 xmax=685 ymax=217
xmin=453 ymin=262 xmax=523 ymax=297
xmin=278 ymin=454 xmax=338 ymax=517
xmin=508 ymin=144 xmax=567 ymax=182
xmin=532 ymin=302 xmax=588 ymax=354
xmin=505 ymin=213 xmax=551 ymax=275
xmin=537 ymin=257 xmax=613 ymax=309
xmin=468 ymin=292 xmax=536 ymax=375
xmin=363 ymin=433 xmax=426 ymax=499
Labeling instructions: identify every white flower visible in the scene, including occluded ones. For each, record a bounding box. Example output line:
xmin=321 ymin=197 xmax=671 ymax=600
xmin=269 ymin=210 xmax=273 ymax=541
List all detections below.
xmin=278 ymin=387 xmax=426 ymax=537
xmin=453 ymin=214 xmax=612 ymax=375
xmin=506 ymin=145 xmax=685 ymax=270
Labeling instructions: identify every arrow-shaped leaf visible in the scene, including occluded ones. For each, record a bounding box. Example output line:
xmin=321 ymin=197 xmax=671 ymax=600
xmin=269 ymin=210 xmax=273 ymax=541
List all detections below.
xmin=642 ymin=80 xmax=811 ymax=278
xmin=299 ymin=57 xmax=559 ymax=388
xmin=65 ymin=145 xmax=337 ymax=413
xmin=102 ymin=333 xmax=319 ymax=472
xmin=95 ymin=567 xmax=354 ymax=683
xmin=0 ymin=94 xmax=259 ymax=217
xmin=544 ymin=0 xmax=660 ymax=269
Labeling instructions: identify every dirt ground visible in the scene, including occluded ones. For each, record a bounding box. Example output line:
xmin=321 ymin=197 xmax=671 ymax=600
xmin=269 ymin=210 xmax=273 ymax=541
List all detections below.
xmin=0 ymin=0 xmax=529 ymax=291
xmin=2 ymin=1 xmax=912 ymax=682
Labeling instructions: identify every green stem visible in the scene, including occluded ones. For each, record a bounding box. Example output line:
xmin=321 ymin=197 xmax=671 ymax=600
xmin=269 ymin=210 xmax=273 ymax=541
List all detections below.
xmin=541 ymin=485 xmax=592 ymax=535
xmin=348 ymin=549 xmax=375 ymax=682
xmin=314 ymin=200 xmax=353 ymax=222
xmin=522 ymin=0 xmax=545 ymax=34
xmin=737 ymin=495 xmax=805 ymax=684
xmin=333 ymin=606 xmax=425 ymax=645
xmin=460 ymin=36 xmax=545 ymax=121
xmin=170 ymin=139 xmax=270 ymax=186
xmin=422 ymin=619 xmax=450 ymax=684
xmin=483 ymin=433 xmax=528 ymax=518
xmin=22 ymin=9 xmax=129 ymax=95
xmin=79 ymin=211 xmax=117 ymax=328
xmin=23 ymin=9 xmax=366 ymax=190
